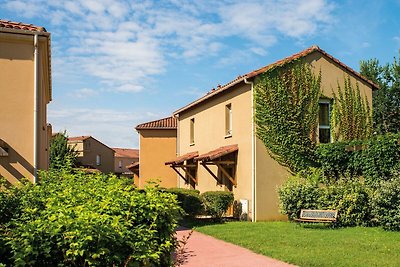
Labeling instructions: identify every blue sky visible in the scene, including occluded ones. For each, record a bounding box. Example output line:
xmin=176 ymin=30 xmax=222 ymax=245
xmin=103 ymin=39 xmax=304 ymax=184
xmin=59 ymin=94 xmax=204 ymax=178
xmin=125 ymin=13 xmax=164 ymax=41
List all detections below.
xmin=2 ymin=0 xmax=400 ymax=148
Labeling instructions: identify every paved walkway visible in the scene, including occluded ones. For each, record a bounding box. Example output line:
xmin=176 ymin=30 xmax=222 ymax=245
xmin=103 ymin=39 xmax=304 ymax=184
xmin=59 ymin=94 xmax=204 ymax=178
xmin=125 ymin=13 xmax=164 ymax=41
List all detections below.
xmin=175 ymin=227 xmax=297 ymax=267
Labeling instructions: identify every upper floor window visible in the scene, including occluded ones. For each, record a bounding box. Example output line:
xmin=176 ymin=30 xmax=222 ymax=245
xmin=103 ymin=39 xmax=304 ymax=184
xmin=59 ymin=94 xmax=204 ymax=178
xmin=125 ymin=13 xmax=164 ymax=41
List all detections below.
xmin=96 ymin=154 xmax=101 ymax=166
xmin=190 ymin=118 xmax=195 ymax=145
xmin=118 ymin=160 xmax=122 ymax=168
xmin=225 ymin=104 xmax=232 ymax=136
xmin=318 ymin=100 xmax=331 ymax=143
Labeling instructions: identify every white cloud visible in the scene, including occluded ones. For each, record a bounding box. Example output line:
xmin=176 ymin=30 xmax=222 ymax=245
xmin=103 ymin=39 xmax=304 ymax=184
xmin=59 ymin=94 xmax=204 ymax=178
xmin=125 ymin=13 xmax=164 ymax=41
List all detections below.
xmin=69 ymin=88 xmax=98 ymax=98
xmin=48 ymin=106 xmax=162 ymax=147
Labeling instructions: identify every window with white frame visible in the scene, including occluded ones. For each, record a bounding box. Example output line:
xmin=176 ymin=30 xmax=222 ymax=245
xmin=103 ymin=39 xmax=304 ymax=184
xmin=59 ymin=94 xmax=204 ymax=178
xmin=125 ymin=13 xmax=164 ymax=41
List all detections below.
xmin=96 ymin=154 xmax=101 ymax=166
xmin=118 ymin=160 xmax=122 ymax=168
xmin=190 ymin=118 xmax=195 ymax=145
xmin=318 ymin=100 xmax=331 ymax=143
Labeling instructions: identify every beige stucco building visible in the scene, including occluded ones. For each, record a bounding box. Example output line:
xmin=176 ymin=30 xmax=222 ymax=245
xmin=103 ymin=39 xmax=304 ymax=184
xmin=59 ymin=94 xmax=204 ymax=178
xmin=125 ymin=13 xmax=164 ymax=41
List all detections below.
xmin=0 ymin=20 xmax=52 ymax=184
xmin=135 ymin=117 xmax=177 ymax=188
xmin=68 ymin=136 xmax=115 ymax=174
xmin=113 ymin=148 xmax=139 ymax=177
xmin=168 ymin=46 xmax=378 ymax=221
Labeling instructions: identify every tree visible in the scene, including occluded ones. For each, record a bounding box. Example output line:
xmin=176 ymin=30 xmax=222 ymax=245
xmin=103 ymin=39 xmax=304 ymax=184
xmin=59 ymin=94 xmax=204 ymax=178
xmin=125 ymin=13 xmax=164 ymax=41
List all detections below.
xmin=49 ymin=131 xmax=78 ymax=170
xmin=360 ymin=52 xmax=400 ymax=134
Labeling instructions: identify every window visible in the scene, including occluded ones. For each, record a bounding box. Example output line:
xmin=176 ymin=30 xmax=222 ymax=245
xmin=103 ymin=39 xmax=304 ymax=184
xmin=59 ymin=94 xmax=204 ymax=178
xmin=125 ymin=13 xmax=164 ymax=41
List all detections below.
xmin=84 ymin=141 xmax=91 ymax=151
xmin=318 ymin=101 xmax=331 ymax=143
xmin=96 ymin=155 xmax=101 ymax=166
xmin=225 ymin=104 xmax=232 ymax=136
xmin=190 ymin=118 xmax=195 ymax=145
xmin=118 ymin=160 xmax=122 ymax=168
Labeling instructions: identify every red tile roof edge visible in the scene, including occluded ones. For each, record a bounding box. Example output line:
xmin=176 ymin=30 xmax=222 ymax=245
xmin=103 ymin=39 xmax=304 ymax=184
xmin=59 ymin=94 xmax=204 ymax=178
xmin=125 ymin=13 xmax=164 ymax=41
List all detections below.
xmin=113 ymin=148 xmax=139 ymax=158
xmin=195 ymin=144 xmax=238 ymax=162
xmin=173 ymin=45 xmax=379 ymax=115
xmin=126 ymin=162 xmax=140 ymax=169
xmin=165 ymin=151 xmax=199 ymax=165
xmin=67 ymin=136 xmax=91 ymax=142
xmin=135 ymin=116 xmax=177 ymax=130
xmin=0 ymin=20 xmax=47 ymax=33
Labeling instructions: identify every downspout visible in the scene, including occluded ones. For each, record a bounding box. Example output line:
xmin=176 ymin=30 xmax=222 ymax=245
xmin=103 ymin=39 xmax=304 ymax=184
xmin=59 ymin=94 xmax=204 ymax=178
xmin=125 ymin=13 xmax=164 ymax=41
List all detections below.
xmin=244 ymin=77 xmax=255 ymax=222
xmin=33 ymin=33 xmax=40 ymax=183
xmin=175 ymin=114 xmax=180 ymax=188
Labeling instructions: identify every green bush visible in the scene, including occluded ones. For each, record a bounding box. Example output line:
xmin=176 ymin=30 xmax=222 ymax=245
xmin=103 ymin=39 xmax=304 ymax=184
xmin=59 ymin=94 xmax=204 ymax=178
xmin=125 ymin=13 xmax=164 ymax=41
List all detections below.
xmin=278 ymin=174 xmax=322 ymax=220
xmin=164 ymin=188 xmax=203 ymax=217
xmin=279 ymin=174 xmax=373 ymax=226
xmin=372 ymin=177 xmax=400 ymax=231
xmin=201 ymin=191 xmax=234 ymax=221
xmin=1 ymin=170 xmax=182 ymax=266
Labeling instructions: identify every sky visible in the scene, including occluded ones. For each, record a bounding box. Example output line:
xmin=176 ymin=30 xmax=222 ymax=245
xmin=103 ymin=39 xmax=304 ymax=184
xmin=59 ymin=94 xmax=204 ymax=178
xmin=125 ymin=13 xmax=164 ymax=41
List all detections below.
xmin=1 ymin=0 xmax=400 ymax=149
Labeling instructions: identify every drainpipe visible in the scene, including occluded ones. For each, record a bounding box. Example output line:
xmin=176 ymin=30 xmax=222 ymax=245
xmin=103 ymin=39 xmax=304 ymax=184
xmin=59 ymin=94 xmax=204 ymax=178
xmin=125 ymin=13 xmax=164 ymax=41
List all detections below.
xmin=244 ymin=77 xmax=255 ymax=222
xmin=33 ymin=33 xmax=39 ymax=183
xmin=175 ymin=114 xmax=180 ymax=188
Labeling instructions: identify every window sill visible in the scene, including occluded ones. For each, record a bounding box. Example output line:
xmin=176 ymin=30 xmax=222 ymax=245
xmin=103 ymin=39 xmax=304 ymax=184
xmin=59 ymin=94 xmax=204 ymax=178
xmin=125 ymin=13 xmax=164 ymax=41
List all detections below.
xmin=224 ymin=134 xmax=232 ymax=139
xmin=189 ymin=143 xmax=195 ymax=146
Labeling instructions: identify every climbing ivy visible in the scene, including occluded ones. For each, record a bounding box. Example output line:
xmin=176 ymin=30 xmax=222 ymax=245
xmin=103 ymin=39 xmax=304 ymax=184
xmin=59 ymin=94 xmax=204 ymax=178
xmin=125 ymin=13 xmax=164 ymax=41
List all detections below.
xmin=331 ymin=76 xmax=372 ymax=142
xmin=254 ymin=63 xmax=321 ymax=173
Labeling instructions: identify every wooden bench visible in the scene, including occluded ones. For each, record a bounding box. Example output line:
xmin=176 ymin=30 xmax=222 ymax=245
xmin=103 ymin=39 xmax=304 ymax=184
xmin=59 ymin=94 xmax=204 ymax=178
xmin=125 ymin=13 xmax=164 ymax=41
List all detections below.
xmin=295 ymin=209 xmax=338 ymax=223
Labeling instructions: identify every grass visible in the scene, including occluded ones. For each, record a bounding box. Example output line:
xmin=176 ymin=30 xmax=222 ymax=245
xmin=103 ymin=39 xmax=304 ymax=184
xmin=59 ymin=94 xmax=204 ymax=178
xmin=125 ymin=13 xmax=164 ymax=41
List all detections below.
xmin=190 ymin=221 xmax=400 ymax=267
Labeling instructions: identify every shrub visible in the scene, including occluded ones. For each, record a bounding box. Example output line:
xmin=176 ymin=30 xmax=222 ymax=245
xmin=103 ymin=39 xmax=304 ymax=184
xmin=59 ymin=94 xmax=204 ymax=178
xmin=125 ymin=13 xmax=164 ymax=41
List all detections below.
xmin=372 ymin=177 xmax=400 ymax=231
xmin=164 ymin=188 xmax=203 ymax=217
xmin=201 ymin=191 xmax=234 ymax=221
xmin=279 ymin=174 xmax=373 ymax=226
xmin=278 ymin=174 xmax=322 ymax=220
xmin=1 ymin=170 xmax=182 ymax=266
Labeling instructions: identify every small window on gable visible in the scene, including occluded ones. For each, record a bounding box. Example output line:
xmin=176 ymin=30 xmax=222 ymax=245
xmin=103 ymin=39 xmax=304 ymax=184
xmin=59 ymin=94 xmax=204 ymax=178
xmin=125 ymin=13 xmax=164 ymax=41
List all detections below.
xmin=96 ymin=155 xmax=101 ymax=166
xmin=225 ymin=104 xmax=232 ymax=136
xmin=190 ymin=118 xmax=195 ymax=145
xmin=318 ymin=101 xmax=331 ymax=143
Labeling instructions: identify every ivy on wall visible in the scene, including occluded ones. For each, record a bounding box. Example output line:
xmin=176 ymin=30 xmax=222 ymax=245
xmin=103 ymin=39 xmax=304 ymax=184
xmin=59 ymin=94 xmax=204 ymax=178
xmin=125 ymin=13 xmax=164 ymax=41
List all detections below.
xmin=254 ymin=63 xmax=321 ymax=173
xmin=331 ymin=76 xmax=372 ymax=142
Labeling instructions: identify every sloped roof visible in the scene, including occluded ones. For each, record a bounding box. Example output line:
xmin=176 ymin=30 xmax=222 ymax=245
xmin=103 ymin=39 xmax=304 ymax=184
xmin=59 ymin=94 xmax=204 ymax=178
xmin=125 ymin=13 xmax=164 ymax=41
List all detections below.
xmin=195 ymin=144 xmax=238 ymax=162
xmin=126 ymin=162 xmax=140 ymax=169
xmin=135 ymin=116 xmax=177 ymax=130
xmin=173 ymin=45 xmax=379 ymax=115
xmin=165 ymin=151 xmax=198 ymax=165
xmin=113 ymin=148 xmax=139 ymax=158
xmin=0 ymin=20 xmax=47 ymax=32
xmin=67 ymin=136 xmax=91 ymax=142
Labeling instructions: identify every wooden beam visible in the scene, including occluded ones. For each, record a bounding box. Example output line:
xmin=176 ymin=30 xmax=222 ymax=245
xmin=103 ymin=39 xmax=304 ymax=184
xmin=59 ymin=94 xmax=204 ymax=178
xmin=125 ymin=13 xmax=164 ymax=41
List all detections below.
xmin=182 ymin=166 xmax=198 ymax=185
xmin=171 ymin=166 xmax=188 ymax=183
xmin=173 ymin=164 xmax=197 ymax=168
xmin=203 ymin=160 xmax=236 ymax=165
xmin=201 ymin=162 xmax=221 ymax=184
xmin=215 ymin=163 xmax=236 ymax=186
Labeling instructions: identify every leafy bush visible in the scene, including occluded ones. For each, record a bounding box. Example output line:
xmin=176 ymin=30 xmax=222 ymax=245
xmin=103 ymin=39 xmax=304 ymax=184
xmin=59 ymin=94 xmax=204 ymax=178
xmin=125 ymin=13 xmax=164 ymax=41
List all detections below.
xmin=1 ymin=170 xmax=182 ymax=266
xmin=279 ymin=174 xmax=373 ymax=226
xmin=278 ymin=173 xmax=322 ymax=220
xmin=316 ymin=133 xmax=400 ymax=184
xmin=201 ymin=191 xmax=234 ymax=221
xmin=164 ymin=188 xmax=203 ymax=217
xmin=372 ymin=177 xmax=400 ymax=231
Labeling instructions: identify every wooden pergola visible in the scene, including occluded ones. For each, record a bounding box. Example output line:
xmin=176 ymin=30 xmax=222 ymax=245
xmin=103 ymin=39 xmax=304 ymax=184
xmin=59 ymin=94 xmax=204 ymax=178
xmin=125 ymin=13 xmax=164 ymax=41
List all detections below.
xmin=196 ymin=144 xmax=238 ymax=186
xmin=165 ymin=151 xmax=198 ymax=185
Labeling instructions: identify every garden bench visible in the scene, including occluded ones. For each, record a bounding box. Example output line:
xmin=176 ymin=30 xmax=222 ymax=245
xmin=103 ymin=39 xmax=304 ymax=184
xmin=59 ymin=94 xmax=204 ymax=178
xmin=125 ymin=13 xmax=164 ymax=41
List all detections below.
xmin=295 ymin=209 xmax=337 ymax=223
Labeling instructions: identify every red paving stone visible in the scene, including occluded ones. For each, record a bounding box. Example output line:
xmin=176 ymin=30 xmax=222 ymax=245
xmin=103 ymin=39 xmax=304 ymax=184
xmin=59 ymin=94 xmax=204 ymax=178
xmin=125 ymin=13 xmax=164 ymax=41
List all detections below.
xmin=175 ymin=228 xmax=297 ymax=267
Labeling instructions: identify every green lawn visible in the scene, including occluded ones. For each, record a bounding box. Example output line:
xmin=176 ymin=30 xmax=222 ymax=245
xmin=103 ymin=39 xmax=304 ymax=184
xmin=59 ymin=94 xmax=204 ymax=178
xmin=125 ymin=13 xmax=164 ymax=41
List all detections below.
xmin=192 ymin=221 xmax=400 ymax=267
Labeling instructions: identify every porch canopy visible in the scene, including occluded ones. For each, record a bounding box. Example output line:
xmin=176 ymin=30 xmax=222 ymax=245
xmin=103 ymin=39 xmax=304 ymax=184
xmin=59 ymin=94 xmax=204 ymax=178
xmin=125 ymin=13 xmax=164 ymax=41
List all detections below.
xmin=126 ymin=162 xmax=140 ymax=176
xmin=165 ymin=151 xmax=198 ymax=184
xmin=195 ymin=144 xmax=238 ymax=186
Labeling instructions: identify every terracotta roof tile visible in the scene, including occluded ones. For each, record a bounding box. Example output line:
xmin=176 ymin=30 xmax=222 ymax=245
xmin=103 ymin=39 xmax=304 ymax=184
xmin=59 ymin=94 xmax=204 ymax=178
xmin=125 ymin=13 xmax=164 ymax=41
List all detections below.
xmin=113 ymin=148 xmax=139 ymax=158
xmin=67 ymin=136 xmax=91 ymax=142
xmin=135 ymin=116 xmax=177 ymax=130
xmin=0 ymin=19 xmax=46 ymax=32
xmin=195 ymin=144 xmax=238 ymax=162
xmin=165 ymin=151 xmax=198 ymax=165
xmin=173 ymin=45 xmax=379 ymax=115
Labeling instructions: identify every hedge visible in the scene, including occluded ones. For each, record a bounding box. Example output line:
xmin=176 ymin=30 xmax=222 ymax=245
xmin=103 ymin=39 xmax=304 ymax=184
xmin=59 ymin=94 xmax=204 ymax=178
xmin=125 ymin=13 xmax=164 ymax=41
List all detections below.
xmin=164 ymin=188 xmax=203 ymax=217
xmin=0 ymin=170 xmax=182 ymax=267
xmin=201 ymin=191 xmax=234 ymax=221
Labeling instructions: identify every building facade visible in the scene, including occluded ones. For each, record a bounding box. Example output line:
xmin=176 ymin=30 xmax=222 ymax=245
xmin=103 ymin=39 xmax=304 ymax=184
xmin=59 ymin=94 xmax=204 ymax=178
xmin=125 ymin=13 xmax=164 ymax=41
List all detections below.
xmin=0 ymin=20 xmax=52 ymax=184
xmin=169 ymin=46 xmax=377 ymax=221
xmin=113 ymin=148 xmax=139 ymax=177
xmin=68 ymin=136 xmax=115 ymax=174
xmin=135 ymin=117 xmax=178 ymax=188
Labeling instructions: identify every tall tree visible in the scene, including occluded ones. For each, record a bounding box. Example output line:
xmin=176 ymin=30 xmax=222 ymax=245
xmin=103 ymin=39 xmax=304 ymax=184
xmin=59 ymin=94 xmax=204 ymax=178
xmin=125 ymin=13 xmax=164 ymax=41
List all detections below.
xmin=360 ymin=52 xmax=400 ymax=134
xmin=49 ymin=131 xmax=78 ymax=170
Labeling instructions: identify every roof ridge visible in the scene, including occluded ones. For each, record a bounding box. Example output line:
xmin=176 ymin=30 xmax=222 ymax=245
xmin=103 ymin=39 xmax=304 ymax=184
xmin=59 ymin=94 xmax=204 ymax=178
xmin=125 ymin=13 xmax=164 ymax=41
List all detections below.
xmin=0 ymin=19 xmax=46 ymax=32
